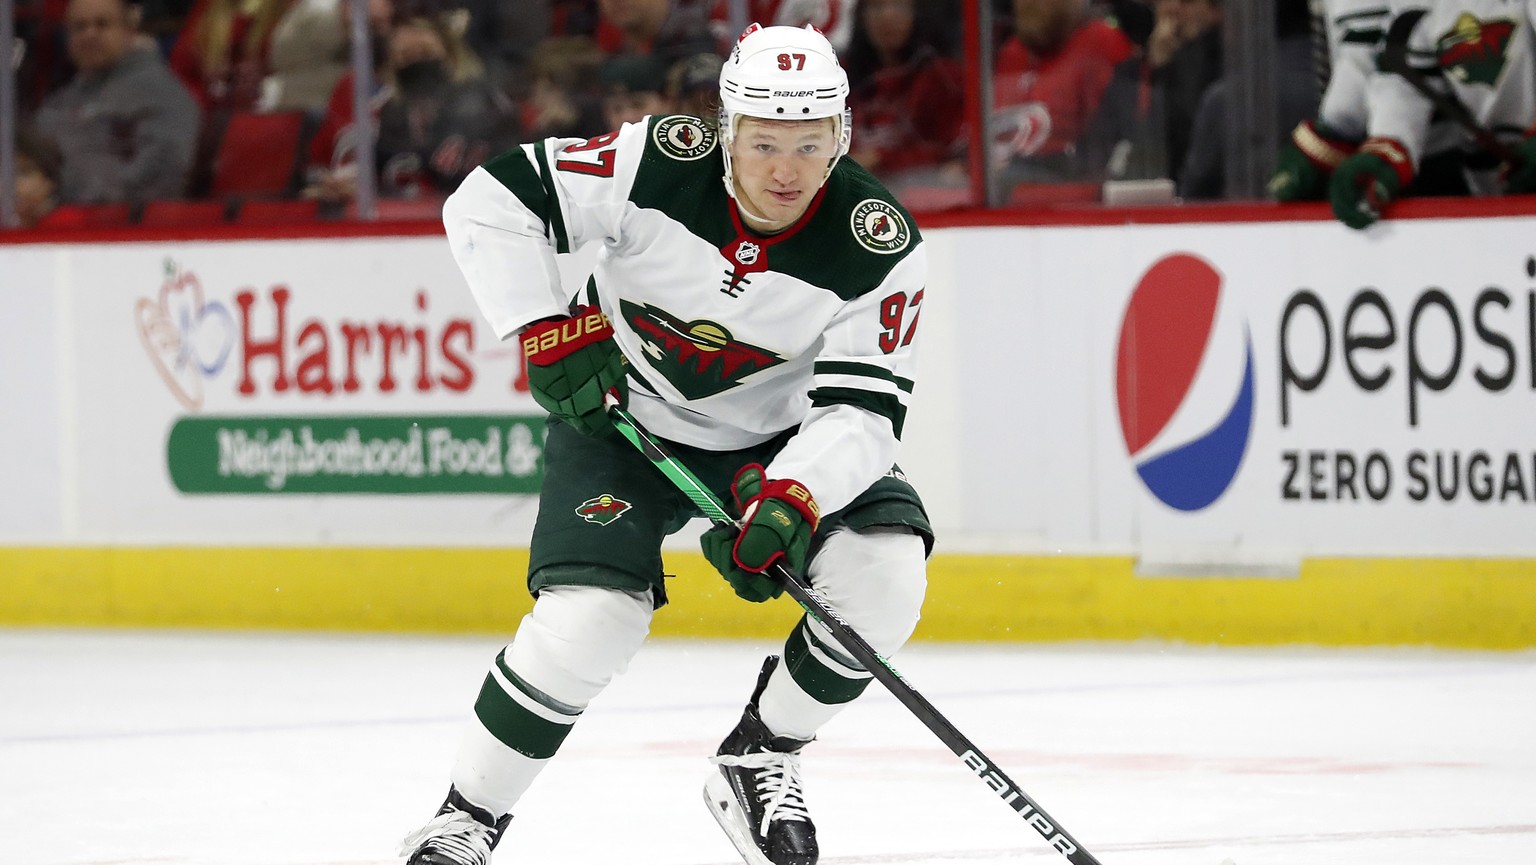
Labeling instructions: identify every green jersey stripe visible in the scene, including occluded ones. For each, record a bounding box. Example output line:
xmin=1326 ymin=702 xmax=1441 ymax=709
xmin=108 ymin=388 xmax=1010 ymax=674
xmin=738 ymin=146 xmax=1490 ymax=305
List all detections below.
xmin=810 ymin=386 xmax=907 ymax=438
xmin=531 ymin=143 xmax=572 ymax=254
xmin=482 ymin=147 xmax=556 ymax=242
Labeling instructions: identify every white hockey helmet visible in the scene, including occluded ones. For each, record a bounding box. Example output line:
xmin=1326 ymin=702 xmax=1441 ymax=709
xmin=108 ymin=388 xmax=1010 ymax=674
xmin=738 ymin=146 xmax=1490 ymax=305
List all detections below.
xmin=718 ymin=23 xmax=852 ymax=197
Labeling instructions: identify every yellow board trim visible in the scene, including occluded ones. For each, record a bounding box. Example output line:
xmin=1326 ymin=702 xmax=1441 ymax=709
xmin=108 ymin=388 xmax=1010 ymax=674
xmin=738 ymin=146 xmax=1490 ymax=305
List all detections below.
xmin=1 ymin=548 xmax=1532 ymax=648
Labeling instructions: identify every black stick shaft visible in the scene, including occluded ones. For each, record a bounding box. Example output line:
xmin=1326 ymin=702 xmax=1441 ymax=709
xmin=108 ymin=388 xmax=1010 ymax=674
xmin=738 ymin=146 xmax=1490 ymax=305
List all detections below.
xmin=606 ymin=401 xmax=1104 ymax=865
xmin=1379 ymin=9 xmax=1523 ymax=165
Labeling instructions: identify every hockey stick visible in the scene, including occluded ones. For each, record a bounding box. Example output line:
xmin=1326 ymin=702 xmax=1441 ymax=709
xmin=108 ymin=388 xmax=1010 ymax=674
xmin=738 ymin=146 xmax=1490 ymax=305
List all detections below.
xmin=602 ymin=395 xmax=1105 ymax=865
xmin=1378 ymin=9 xmax=1523 ymax=165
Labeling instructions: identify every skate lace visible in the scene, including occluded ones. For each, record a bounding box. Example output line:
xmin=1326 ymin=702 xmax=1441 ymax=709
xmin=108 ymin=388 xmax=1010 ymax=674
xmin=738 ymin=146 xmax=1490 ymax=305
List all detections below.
xmin=713 ymin=750 xmax=811 ymax=835
xmin=398 ymin=810 xmax=497 ymax=865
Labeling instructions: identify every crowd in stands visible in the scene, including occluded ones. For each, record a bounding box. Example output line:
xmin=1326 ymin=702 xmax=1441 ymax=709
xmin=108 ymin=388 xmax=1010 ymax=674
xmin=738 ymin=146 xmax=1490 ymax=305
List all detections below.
xmin=7 ymin=0 xmax=1536 ymax=230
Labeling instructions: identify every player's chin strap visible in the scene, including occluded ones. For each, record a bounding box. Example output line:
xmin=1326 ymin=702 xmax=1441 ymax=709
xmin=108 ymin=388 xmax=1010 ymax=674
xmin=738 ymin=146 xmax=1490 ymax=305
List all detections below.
xmin=723 ymin=167 xmax=837 ymax=231
xmin=600 ymin=391 xmax=1110 ymax=865
xmin=727 ymin=183 xmax=785 ymax=229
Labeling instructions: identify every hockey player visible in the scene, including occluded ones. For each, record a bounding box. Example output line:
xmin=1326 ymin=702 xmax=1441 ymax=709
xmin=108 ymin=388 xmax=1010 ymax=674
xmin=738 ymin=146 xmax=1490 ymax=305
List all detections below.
xmin=398 ymin=23 xmax=932 ymax=865
xmin=1269 ymin=0 xmax=1500 ymax=207
xmin=1270 ymin=0 xmax=1393 ymax=201
xmin=1326 ymin=0 xmax=1536 ymax=228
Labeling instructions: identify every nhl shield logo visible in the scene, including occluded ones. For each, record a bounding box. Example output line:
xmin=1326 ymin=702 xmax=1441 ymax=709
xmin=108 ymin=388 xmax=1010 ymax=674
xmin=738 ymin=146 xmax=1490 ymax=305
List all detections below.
xmin=653 ymin=116 xmax=717 ymax=161
xmin=734 ymin=241 xmax=761 ymax=265
xmin=850 ymin=199 xmax=911 ymax=255
xmin=575 ymin=494 xmax=632 ymax=525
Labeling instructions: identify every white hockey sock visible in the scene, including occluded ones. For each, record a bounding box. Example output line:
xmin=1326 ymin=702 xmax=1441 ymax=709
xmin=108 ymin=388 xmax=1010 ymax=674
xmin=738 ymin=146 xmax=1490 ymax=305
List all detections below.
xmin=450 ymin=720 xmax=551 ymax=816
xmin=757 ymin=645 xmax=860 ymax=741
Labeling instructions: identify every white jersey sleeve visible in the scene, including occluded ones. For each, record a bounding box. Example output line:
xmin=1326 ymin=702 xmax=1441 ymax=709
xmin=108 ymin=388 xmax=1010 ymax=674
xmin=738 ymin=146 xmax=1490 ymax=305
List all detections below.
xmin=442 ymin=122 xmax=649 ymax=339
xmin=1319 ymin=0 xmax=1392 ymax=138
xmin=1364 ymin=2 xmax=1439 ymax=167
xmin=766 ymin=244 xmax=926 ymax=514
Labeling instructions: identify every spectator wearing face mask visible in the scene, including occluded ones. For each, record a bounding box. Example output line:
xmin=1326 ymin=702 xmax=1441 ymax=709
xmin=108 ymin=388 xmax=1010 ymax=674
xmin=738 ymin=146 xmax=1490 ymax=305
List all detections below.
xmin=373 ymin=11 xmax=521 ymax=201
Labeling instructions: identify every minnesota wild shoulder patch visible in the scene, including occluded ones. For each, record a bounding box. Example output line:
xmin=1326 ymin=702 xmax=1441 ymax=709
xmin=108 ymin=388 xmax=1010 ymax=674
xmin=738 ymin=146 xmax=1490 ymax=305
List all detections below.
xmin=653 ymin=116 xmax=717 ymax=161
xmin=850 ymin=199 xmax=911 ymax=254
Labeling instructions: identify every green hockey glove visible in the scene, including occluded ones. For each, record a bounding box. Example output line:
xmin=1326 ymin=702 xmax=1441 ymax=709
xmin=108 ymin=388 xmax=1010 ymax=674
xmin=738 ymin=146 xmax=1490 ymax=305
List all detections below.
xmin=1502 ymin=134 xmax=1536 ymax=195
xmin=1329 ymin=138 xmax=1413 ymax=230
xmin=699 ymin=464 xmax=821 ymax=603
xmin=521 ymin=305 xmax=627 ymax=436
xmin=1270 ymin=120 xmax=1357 ymax=202
xmin=701 ymin=524 xmax=781 ymax=603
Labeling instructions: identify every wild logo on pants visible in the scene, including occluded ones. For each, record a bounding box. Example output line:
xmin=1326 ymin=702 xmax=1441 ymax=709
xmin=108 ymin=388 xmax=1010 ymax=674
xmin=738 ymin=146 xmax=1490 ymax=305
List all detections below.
xmin=576 ymin=494 xmax=632 ymax=525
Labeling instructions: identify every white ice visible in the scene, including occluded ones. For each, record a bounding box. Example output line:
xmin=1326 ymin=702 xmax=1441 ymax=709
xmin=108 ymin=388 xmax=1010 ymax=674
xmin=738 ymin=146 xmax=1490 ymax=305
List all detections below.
xmin=3 ymin=629 xmax=1533 ymax=865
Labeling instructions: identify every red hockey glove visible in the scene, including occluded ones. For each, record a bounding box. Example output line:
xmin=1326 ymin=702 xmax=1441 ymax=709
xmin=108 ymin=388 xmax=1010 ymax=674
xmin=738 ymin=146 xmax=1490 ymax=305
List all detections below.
xmin=699 ymin=465 xmax=819 ymax=603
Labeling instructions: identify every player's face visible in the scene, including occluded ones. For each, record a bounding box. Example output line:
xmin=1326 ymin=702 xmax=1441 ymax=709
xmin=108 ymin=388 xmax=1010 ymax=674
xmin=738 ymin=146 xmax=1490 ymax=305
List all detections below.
xmin=729 ymin=116 xmax=838 ymax=233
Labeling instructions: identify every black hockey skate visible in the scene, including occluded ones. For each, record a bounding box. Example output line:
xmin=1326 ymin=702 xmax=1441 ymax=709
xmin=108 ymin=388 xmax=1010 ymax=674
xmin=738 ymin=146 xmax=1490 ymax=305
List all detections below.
xmin=399 ymin=786 xmax=511 ymax=865
xmin=704 ymin=655 xmax=818 ymax=865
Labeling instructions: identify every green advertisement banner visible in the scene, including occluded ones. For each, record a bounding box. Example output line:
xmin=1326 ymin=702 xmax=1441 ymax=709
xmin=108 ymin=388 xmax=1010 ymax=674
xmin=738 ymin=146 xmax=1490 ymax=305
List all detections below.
xmin=167 ymin=415 xmax=546 ymax=494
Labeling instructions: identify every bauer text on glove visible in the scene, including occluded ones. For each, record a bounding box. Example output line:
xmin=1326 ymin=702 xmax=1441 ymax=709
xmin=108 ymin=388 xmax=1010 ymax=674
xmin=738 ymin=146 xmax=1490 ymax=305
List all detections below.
xmin=521 ymin=305 xmax=627 ymax=436
xmin=699 ymin=465 xmax=820 ymax=602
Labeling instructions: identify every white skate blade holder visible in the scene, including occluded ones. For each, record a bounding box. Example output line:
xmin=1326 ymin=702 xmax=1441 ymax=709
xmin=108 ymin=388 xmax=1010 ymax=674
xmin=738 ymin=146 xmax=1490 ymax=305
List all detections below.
xmin=704 ymin=772 xmax=779 ymax=865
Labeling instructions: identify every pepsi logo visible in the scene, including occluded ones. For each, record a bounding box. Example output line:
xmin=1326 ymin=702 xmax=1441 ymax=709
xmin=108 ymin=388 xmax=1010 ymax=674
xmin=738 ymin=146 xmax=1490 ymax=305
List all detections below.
xmin=1115 ymin=254 xmax=1254 ymax=511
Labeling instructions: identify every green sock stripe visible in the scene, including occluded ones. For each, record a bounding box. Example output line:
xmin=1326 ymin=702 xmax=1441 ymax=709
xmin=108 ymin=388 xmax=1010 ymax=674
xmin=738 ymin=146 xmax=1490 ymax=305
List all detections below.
xmin=782 ymin=616 xmax=873 ymax=705
xmin=472 ymin=655 xmax=580 ymax=759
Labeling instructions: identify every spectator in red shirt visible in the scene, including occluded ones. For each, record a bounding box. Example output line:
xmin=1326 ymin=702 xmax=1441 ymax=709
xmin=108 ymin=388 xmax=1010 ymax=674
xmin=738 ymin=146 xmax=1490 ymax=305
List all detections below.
xmin=303 ymin=0 xmax=395 ymax=199
xmin=844 ymin=0 xmax=964 ymax=192
xmin=706 ymin=0 xmax=854 ymax=51
xmin=990 ymin=0 xmax=1132 ymax=186
xmin=169 ymin=0 xmax=292 ymax=113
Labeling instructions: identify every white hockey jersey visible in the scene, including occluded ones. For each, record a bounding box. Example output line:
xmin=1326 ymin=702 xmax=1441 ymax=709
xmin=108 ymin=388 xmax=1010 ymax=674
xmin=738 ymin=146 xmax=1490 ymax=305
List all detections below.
xmin=1321 ymin=0 xmax=1393 ymax=137
xmin=443 ymin=115 xmax=927 ymax=514
xmin=1322 ymin=0 xmax=1468 ymax=153
xmin=1368 ymin=0 xmax=1536 ymax=169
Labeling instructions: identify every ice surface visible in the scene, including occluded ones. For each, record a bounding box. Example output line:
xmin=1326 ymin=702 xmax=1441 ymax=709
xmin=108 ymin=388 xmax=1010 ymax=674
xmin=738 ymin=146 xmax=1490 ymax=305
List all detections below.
xmin=3 ymin=629 xmax=1532 ymax=865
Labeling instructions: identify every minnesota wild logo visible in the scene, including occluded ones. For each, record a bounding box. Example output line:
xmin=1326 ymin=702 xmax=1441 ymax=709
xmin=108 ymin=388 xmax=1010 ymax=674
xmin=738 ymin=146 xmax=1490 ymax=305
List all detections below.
xmin=850 ymin=198 xmax=911 ymax=255
xmin=620 ymin=300 xmax=784 ymax=400
xmin=575 ymin=494 xmax=632 ymax=525
xmin=653 ymin=116 xmax=717 ymax=161
xmin=1437 ymin=14 xmax=1516 ymax=86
